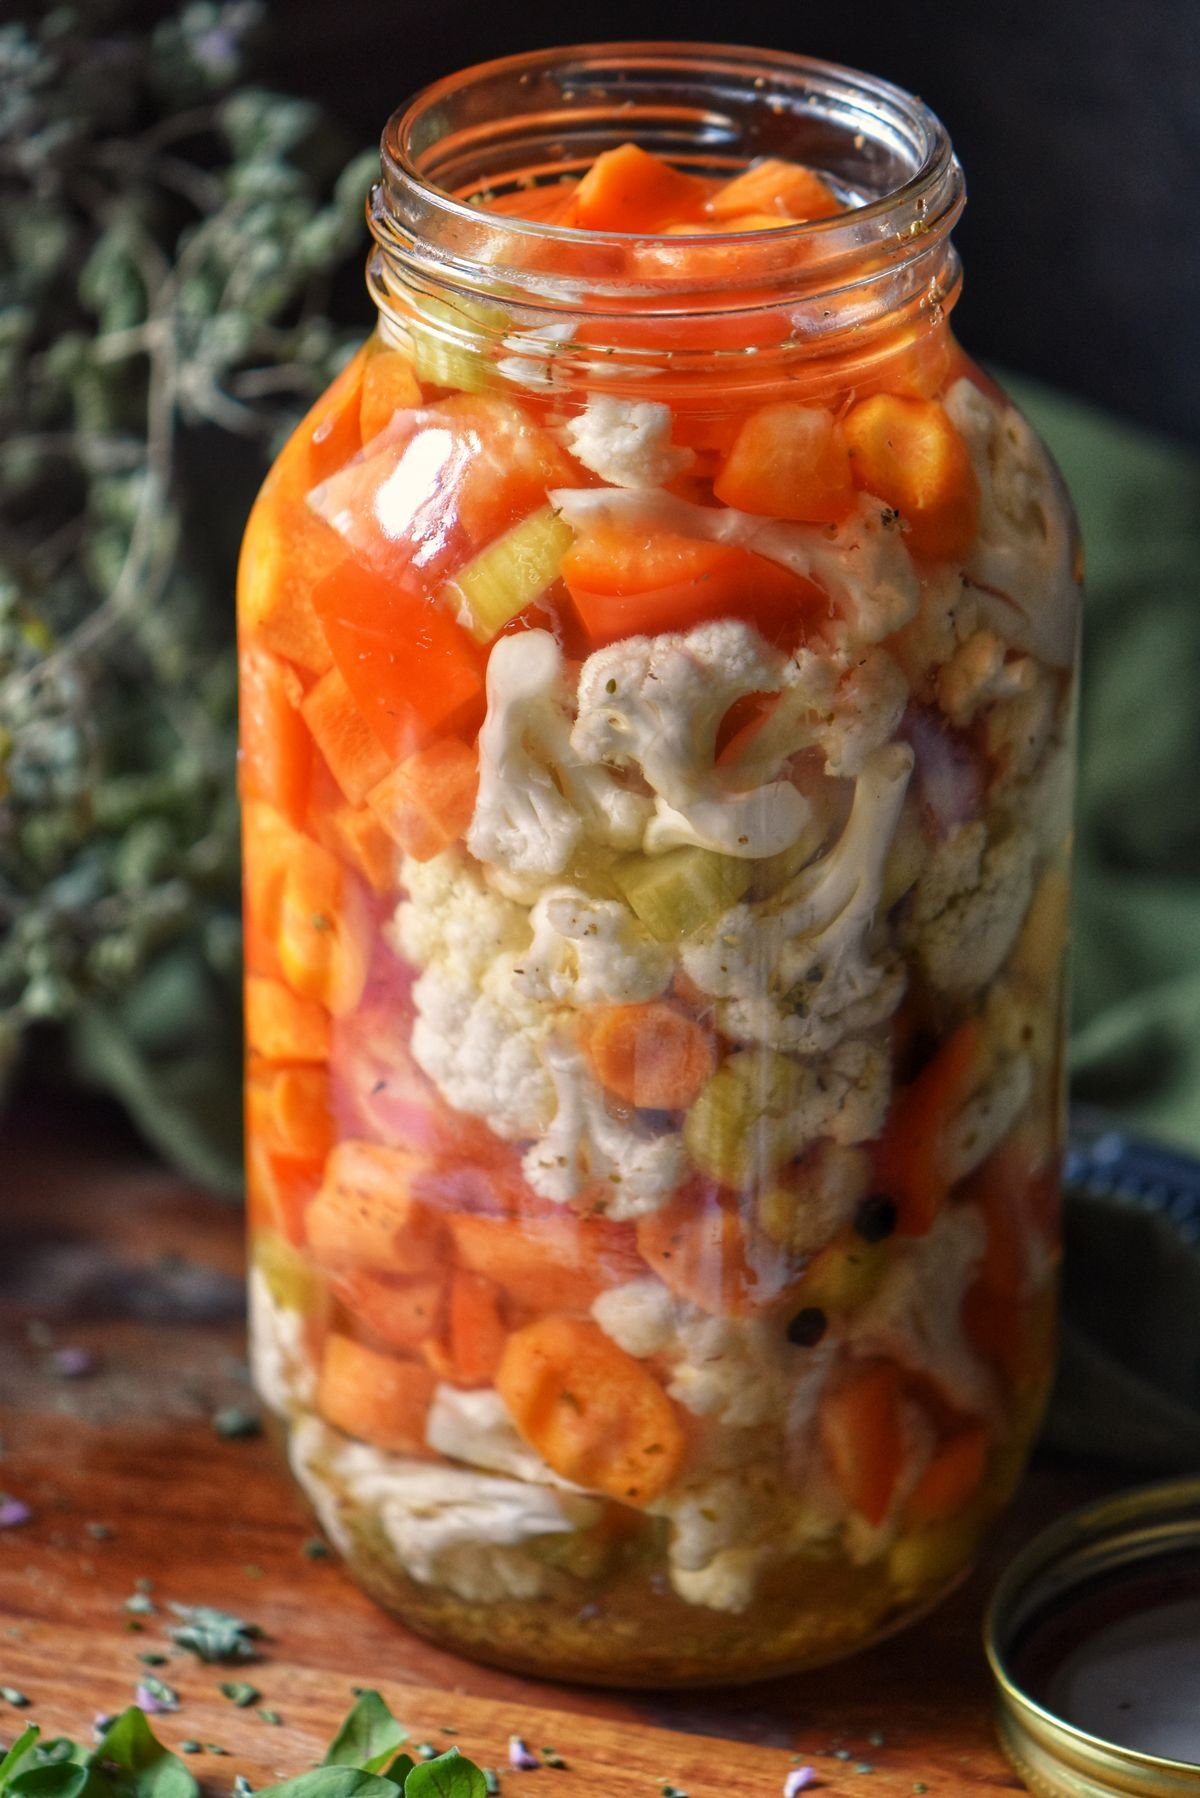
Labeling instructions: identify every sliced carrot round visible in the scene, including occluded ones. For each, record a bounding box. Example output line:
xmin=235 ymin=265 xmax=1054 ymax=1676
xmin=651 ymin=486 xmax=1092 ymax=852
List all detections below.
xmin=579 ymin=1001 xmax=716 ymax=1111
xmin=496 ymin=1315 xmax=685 ymax=1504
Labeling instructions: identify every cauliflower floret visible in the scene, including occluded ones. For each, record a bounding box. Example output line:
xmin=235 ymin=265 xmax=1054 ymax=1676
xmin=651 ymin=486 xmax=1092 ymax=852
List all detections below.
xmin=849 ymin=1205 xmax=992 ymax=1415
xmin=248 ymin=1268 xmax=315 ymax=1416
xmin=468 ymin=631 xmax=651 ymax=881
xmin=682 ymin=743 xmax=913 ymax=1052
xmin=573 ymin=619 xmax=813 ymax=859
xmin=942 ymin=1053 xmax=1034 ymax=1184
xmin=551 ymin=484 xmax=919 ymax=647
xmin=426 ymin=1386 xmax=585 ymax=1491
xmin=290 ymin=1418 xmax=601 ymax=1605
xmin=670 ymin=1546 xmax=773 ymax=1612
xmin=521 ymin=1036 xmax=684 ymax=1218
xmin=409 ymin=960 xmax=556 ymax=1140
xmin=943 ymin=378 xmax=1078 ymax=669
xmin=817 ymin=647 xmax=909 ymax=778
xmin=889 ymin=566 xmax=979 ymax=693
xmin=756 ymin=1142 xmax=873 ymax=1256
xmin=981 ymin=660 xmax=1062 ymax=790
xmin=904 ymin=820 xmax=1036 ymax=998
xmin=391 ymin=848 xmax=529 ymax=983
xmin=514 ymin=885 xmax=672 ymax=1007
xmin=563 ymin=397 xmax=694 ymax=488
xmin=937 ymin=631 xmax=1039 ymax=728
xmin=591 ymin=1277 xmax=678 ymax=1358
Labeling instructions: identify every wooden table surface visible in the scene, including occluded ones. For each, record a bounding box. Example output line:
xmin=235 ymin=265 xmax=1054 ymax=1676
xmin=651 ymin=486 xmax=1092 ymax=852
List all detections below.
xmin=0 ymin=1103 xmax=1126 ymax=1797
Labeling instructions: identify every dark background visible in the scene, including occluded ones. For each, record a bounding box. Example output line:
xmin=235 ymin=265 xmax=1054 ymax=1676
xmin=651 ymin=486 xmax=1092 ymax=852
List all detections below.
xmin=232 ymin=0 xmax=1199 ymax=445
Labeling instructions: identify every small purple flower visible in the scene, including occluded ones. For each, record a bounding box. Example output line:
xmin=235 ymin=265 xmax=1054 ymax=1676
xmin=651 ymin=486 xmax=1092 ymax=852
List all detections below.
xmin=784 ymin=1770 xmax=816 ymax=1796
xmin=93 ymin=1713 xmax=115 ymax=1742
xmin=53 ymin=1347 xmax=96 ymax=1379
xmin=0 ymin=1498 xmax=31 ymax=1530
xmin=508 ymin=1737 xmax=540 ymax=1772
xmin=135 ymin=1684 xmax=177 ymax=1715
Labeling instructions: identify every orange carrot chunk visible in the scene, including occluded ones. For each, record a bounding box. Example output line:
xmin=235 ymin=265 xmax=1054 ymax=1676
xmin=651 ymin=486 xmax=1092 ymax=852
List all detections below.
xmin=275 ymin=833 xmax=371 ymax=1018
xmin=636 ymin=1184 xmax=763 ymax=1317
xmin=497 ymin=1315 xmax=685 ymax=1504
xmin=321 ymin=802 xmax=398 ymax=895
xmin=305 ymin=1140 xmax=447 ymax=1275
xmin=906 ymin=1424 xmax=989 ymax=1525
xmin=446 ymin=1269 xmax=508 ymax=1386
xmin=714 ymin=402 xmax=856 ymax=524
xmin=247 ymin=1063 xmax=334 ymax=1162
xmin=359 ymin=348 xmax=422 ymax=443
xmin=317 ymin=1333 xmax=436 ymax=1454
xmin=819 ymin=1362 xmax=904 ymax=1527
xmin=238 ymin=496 xmax=342 ymax=676
xmin=874 ymin=1018 xmax=987 ymax=1237
xmin=238 ymin=645 xmax=311 ymax=824
xmin=332 ymin=1270 xmax=446 ymax=1352
xmin=843 ymin=393 xmax=981 ymax=562
xmin=448 ymin=1214 xmax=639 ymax=1316
xmin=708 ymin=158 xmax=842 ymax=222
xmin=559 ymin=143 xmax=711 ymax=233
xmin=245 ymin=975 xmax=330 ymax=1063
xmin=246 ymin=1137 xmax=325 ymax=1246
xmin=300 ymin=665 xmax=391 ymax=807
xmin=367 ymin=737 xmax=479 ymax=861
xmin=579 ymin=1001 xmax=716 ymax=1110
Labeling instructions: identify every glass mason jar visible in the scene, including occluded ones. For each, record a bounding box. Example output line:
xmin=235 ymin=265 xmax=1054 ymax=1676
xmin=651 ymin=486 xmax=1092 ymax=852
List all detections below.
xmin=239 ymin=43 xmax=1080 ymax=1686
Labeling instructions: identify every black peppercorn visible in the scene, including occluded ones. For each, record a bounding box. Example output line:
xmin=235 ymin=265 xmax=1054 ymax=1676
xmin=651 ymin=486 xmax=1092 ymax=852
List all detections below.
xmin=854 ymin=1193 xmax=898 ymax=1243
xmin=787 ymin=1307 xmax=828 ymax=1347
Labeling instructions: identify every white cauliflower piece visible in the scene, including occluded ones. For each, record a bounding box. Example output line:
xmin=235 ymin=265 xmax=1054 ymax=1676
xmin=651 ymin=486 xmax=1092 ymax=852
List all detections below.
xmin=573 ymin=619 xmax=812 ymax=859
xmin=817 ymin=647 xmax=909 ymax=777
xmin=514 ymin=885 xmax=672 ymax=1006
xmin=890 ymin=566 xmax=979 ymax=693
xmin=849 ymin=1205 xmax=993 ymax=1415
xmin=905 ymin=820 xmax=1036 ymax=998
xmin=943 ymin=378 xmax=1078 ymax=669
xmin=942 ymin=1053 xmax=1034 ymax=1184
xmin=426 ymin=1386 xmax=585 ymax=1491
xmin=409 ymin=960 xmax=556 ymax=1140
xmin=937 ymin=632 xmax=1039 ymax=728
xmin=550 ymin=485 xmax=919 ymax=646
xmin=563 ymin=397 xmax=694 ymax=488
xmin=591 ymin=1277 xmax=678 ymax=1358
xmin=756 ymin=1142 xmax=873 ymax=1257
xmin=468 ymin=631 xmax=651 ymax=881
xmin=667 ymin=1312 xmax=837 ymax=1432
xmin=681 ymin=743 xmax=913 ymax=1052
xmin=391 ymin=848 xmax=529 ymax=983
xmin=521 ymin=1037 xmax=684 ymax=1217
xmin=248 ymin=1268 xmax=315 ymax=1416
xmin=290 ymin=1418 xmax=601 ymax=1605
xmin=982 ymin=661 xmax=1062 ymax=789
xmin=670 ymin=1546 xmax=773 ymax=1613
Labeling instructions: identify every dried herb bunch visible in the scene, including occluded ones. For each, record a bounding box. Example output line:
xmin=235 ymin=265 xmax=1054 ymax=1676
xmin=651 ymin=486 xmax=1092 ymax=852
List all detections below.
xmin=0 ymin=1 xmax=373 ymax=1187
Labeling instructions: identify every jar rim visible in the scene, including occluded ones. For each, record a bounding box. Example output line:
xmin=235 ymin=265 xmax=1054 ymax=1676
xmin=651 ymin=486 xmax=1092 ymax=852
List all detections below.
xmin=373 ymin=42 xmax=964 ymax=313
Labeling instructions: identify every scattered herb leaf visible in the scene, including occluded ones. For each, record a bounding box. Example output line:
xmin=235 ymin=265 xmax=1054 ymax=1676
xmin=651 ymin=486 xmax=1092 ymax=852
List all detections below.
xmin=212 ymin=1409 xmax=262 ymax=1442
xmin=218 ymin=1683 xmax=260 ymax=1709
xmin=321 ymin=1693 xmax=407 ymax=1776
xmin=403 ymin=1751 xmax=488 ymax=1798
xmin=258 ymin=1712 xmax=281 ymax=1728
xmin=1 ymin=1688 xmax=31 ymax=1708
xmin=167 ymin=1604 xmax=260 ymax=1665
xmin=302 ymin=1541 xmax=330 ymax=1561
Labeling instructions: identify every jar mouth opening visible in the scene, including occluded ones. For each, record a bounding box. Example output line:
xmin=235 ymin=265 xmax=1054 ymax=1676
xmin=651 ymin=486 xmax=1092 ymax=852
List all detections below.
xmin=383 ymin=41 xmax=955 ymax=249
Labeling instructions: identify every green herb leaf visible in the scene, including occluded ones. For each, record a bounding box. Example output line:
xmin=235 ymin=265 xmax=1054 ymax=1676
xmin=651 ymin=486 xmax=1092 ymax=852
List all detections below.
xmin=167 ymin=1605 xmax=260 ymax=1664
xmin=8 ymin=1765 xmax=90 ymax=1798
xmin=1 ymin=1689 xmax=31 ymax=1709
xmin=90 ymin=1707 xmax=199 ymax=1798
xmin=217 ymin=1683 xmax=260 ymax=1709
xmin=255 ymin=1772 xmax=404 ymax=1798
xmin=0 ymin=1724 xmax=42 ymax=1785
xmin=381 ymin=1761 xmax=414 ymax=1787
xmin=402 ymin=1751 xmax=487 ymax=1798
xmin=322 ymin=1694 xmax=407 ymax=1775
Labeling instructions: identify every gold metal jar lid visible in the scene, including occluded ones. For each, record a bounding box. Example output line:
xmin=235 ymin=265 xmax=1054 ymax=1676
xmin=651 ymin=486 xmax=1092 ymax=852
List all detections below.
xmin=986 ymin=1477 xmax=1200 ymax=1796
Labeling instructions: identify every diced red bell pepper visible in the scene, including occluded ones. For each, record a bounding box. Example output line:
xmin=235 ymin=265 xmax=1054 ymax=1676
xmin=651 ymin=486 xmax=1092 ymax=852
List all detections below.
xmin=312 ymin=557 xmax=486 ymax=761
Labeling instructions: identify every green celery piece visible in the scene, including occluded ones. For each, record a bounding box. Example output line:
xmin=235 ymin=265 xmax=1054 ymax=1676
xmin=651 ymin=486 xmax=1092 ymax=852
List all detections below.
xmin=683 ymin=1050 xmax=806 ymax=1187
xmin=409 ymin=295 xmax=504 ymax=393
xmin=445 ymin=506 xmax=573 ymax=644
xmin=612 ymin=846 xmax=754 ymax=943
xmin=251 ymin=1229 xmax=321 ymax=1314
